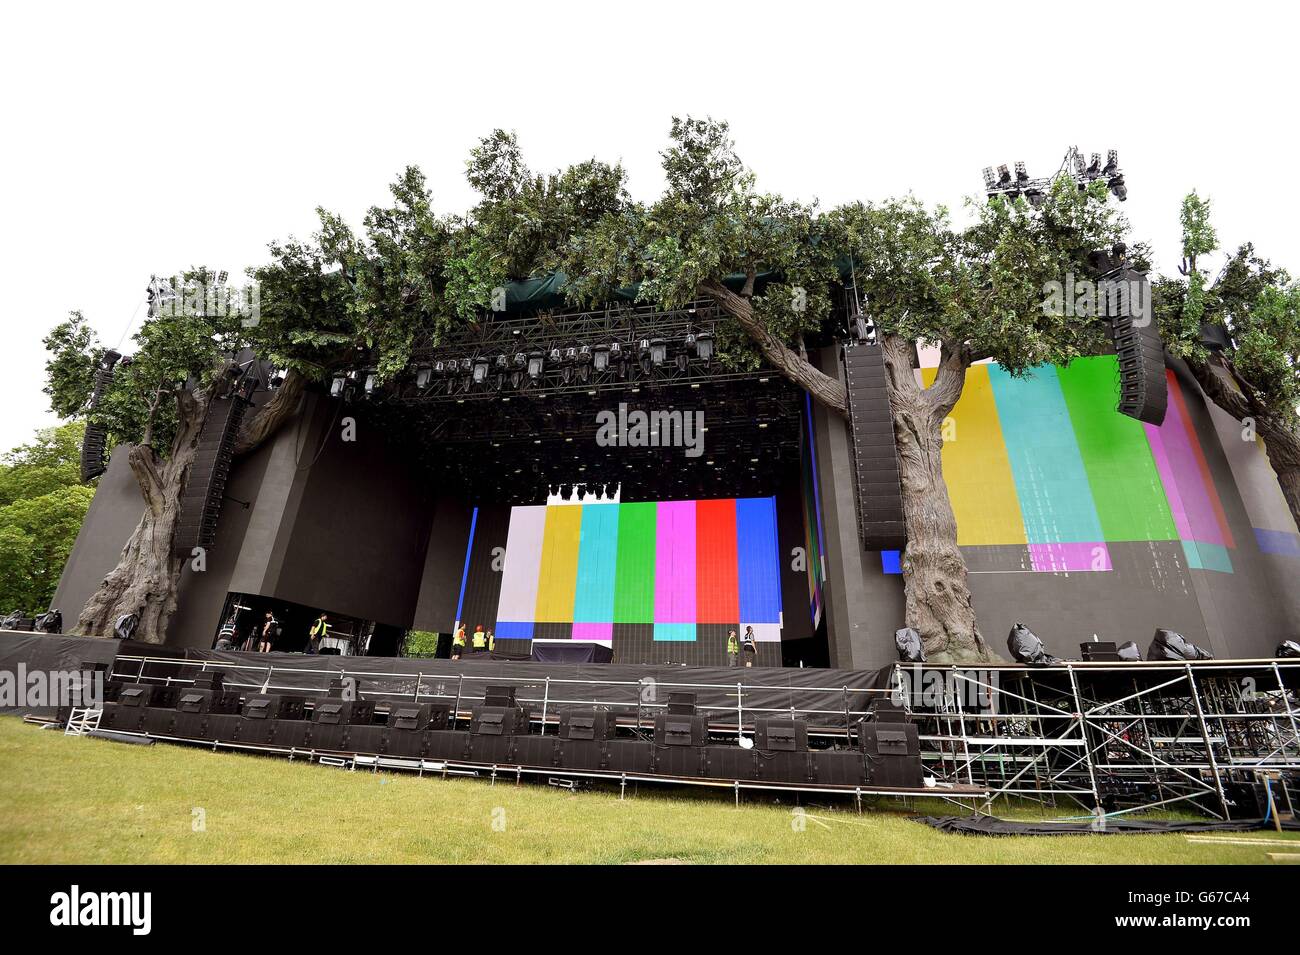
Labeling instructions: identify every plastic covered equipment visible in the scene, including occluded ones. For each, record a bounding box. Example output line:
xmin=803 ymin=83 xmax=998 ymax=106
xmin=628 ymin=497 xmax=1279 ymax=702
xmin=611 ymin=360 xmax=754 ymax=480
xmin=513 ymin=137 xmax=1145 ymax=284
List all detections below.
xmin=114 ymin=612 xmax=140 ymax=641
xmin=1007 ymin=623 xmax=1062 ymax=666
xmin=1277 ymin=640 xmax=1300 ymax=659
xmin=1116 ymin=641 xmax=1142 ymax=661
xmin=895 ymin=627 xmax=926 ymax=663
xmin=1147 ymin=628 xmax=1214 ymax=661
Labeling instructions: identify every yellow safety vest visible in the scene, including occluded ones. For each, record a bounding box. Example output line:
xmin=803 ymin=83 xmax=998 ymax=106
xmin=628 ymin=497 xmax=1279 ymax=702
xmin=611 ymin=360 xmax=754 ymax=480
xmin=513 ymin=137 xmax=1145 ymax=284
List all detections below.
xmin=310 ymin=618 xmax=329 ymax=638
xmin=471 ymin=631 xmax=487 ymax=649
xmin=727 ymin=634 xmax=739 ymax=654
xmin=488 ymin=633 xmax=495 ymax=651
xmin=452 ymin=628 xmax=466 ymax=646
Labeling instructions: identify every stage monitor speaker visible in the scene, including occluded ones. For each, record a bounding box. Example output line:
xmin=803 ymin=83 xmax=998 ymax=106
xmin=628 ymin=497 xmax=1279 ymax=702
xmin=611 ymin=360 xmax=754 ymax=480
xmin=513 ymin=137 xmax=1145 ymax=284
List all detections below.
xmin=1080 ymin=641 xmax=1122 ymax=661
xmin=389 ymin=703 xmax=450 ymax=732
xmin=471 ymin=705 xmax=531 ymax=736
xmin=559 ymin=709 xmax=618 ymax=741
xmin=1106 ymin=267 xmax=1167 ymax=425
xmin=869 ymin=698 xmax=911 ymax=723
xmin=116 ymin=685 xmax=154 ymax=708
xmin=243 ymin=694 xmax=306 ymax=721
xmin=484 ymin=685 xmax=517 ymax=708
xmin=176 ymin=688 xmax=240 ymax=715
xmin=666 ymin=692 xmax=697 ymax=715
xmin=654 ymin=713 xmax=707 ymax=747
xmin=754 ymin=718 xmax=808 ymax=752
xmin=173 ymin=390 xmax=249 ymax=556
xmin=191 ymin=670 xmax=226 ymax=692
xmin=312 ymin=699 xmax=375 ymax=726
xmin=842 ymin=344 xmax=907 ymax=551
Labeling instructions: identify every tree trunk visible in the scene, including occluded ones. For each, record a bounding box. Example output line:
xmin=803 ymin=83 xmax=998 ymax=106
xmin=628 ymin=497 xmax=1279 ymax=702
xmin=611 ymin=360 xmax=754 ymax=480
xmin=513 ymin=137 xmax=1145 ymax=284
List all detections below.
xmin=1186 ymin=355 xmax=1300 ymax=532
xmin=74 ymin=367 xmax=306 ymax=642
xmin=881 ymin=334 xmax=996 ymax=663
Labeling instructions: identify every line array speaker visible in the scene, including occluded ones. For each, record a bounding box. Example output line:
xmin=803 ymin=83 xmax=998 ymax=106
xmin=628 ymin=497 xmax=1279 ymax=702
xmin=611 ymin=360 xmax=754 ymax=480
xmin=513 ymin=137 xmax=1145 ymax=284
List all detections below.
xmin=1107 ymin=268 xmax=1167 ymax=425
xmin=174 ymin=391 xmax=250 ymax=556
xmin=79 ymin=350 xmax=121 ymax=482
xmin=842 ymin=344 xmax=906 ymax=551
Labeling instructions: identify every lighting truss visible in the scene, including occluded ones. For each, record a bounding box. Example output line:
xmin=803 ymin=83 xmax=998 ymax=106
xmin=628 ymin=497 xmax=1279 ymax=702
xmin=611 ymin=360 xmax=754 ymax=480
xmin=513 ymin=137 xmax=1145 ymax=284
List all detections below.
xmin=982 ymin=146 xmax=1127 ymax=206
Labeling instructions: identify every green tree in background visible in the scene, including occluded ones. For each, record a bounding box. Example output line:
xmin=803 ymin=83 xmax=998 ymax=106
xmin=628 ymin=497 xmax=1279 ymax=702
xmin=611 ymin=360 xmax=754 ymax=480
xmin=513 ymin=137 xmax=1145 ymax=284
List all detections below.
xmin=0 ymin=422 xmax=94 ymax=614
xmin=1155 ymin=192 xmax=1300 ymax=528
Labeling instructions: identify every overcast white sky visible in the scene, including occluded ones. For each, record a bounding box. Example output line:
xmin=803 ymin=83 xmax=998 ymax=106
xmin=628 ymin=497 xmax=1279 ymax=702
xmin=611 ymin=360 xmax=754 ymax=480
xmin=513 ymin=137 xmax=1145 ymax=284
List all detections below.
xmin=1 ymin=1 xmax=1295 ymax=453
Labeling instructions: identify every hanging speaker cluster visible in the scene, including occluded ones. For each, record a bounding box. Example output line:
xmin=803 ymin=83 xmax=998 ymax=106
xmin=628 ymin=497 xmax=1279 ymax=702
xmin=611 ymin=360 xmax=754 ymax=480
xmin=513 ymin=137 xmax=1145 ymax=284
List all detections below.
xmin=79 ymin=350 xmax=121 ymax=482
xmin=1107 ymin=268 xmax=1167 ymax=425
xmin=842 ymin=344 xmax=907 ymax=551
xmin=173 ymin=390 xmax=250 ymax=556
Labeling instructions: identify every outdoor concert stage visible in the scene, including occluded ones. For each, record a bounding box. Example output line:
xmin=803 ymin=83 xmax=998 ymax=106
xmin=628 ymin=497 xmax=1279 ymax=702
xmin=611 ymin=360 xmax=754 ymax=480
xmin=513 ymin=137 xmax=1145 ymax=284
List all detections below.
xmin=6 ymin=632 xmax=1297 ymax=815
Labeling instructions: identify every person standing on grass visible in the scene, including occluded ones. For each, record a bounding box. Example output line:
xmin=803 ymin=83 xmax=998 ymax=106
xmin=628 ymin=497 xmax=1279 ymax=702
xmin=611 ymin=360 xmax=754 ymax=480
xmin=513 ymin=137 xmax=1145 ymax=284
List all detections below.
xmin=742 ymin=626 xmax=757 ymax=667
xmin=726 ymin=629 xmax=739 ymax=667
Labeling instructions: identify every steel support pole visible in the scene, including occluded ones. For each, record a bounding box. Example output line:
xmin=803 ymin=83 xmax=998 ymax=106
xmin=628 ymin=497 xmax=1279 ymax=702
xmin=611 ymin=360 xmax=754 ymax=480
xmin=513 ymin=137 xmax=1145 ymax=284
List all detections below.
xmin=1066 ymin=665 xmax=1103 ymax=817
xmin=1186 ymin=664 xmax=1232 ymax=819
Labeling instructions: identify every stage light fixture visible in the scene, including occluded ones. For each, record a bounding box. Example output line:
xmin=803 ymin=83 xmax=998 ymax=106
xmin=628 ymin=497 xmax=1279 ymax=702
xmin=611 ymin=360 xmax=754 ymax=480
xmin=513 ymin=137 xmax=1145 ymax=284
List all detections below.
xmin=592 ymin=344 xmax=610 ymax=372
xmin=997 ymin=164 xmax=1011 ymax=185
xmin=472 ymin=358 xmax=489 ymax=385
xmin=1108 ymin=174 xmax=1127 ymax=201
xmin=1014 ymin=161 xmax=1028 ymax=183
xmin=363 ymin=371 xmax=377 ymax=394
xmin=982 ymin=166 xmax=996 ymax=189
xmin=695 ymin=331 xmax=714 ymax=362
xmin=649 ymin=338 xmax=667 ymax=366
xmin=527 ymin=351 xmax=544 ymax=380
xmin=415 ymin=365 xmax=433 ymax=389
xmin=434 ymin=359 xmax=447 ymax=375
xmin=549 ymin=347 xmax=562 ymax=365
xmin=330 ymin=374 xmax=347 ymax=398
xmin=675 ymin=353 xmax=688 ymax=373
xmin=1104 ymin=149 xmax=1118 ymax=175
xmin=1088 ymin=152 xmax=1102 ymax=175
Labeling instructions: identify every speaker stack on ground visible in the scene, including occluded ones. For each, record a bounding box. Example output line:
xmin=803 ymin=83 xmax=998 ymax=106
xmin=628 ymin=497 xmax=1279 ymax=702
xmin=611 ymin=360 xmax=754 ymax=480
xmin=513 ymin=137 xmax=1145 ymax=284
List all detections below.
xmin=79 ymin=350 xmax=121 ymax=482
xmin=173 ymin=386 xmax=251 ymax=557
xmin=1105 ymin=265 xmax=1167 ymax=425
xmin=842 ymin=343 xmax=907 ymax=551
xmin=856 ymin=700 xmax=923 ymax=788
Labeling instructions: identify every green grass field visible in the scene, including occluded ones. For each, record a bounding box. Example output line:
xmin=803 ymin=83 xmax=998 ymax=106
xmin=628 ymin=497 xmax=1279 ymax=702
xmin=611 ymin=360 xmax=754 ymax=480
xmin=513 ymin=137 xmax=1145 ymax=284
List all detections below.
xmin=0 ymin=718 xmax=1294 ymax=864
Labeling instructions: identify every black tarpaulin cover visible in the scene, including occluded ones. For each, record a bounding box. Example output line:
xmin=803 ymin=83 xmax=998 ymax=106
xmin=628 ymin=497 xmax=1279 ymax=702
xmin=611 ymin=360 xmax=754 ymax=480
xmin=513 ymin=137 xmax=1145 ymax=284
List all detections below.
xmin=1147 ymin=628 xmax=1214 ymax=661
xmin=0 ymin=631 xmax=119 ymax=716
xmin=529 ymin=642 xmax=614 ymax=664
xmin=1277 ymin=640 xmax=1300 ymax=659
xmin=915 ymin=815 xmax=1300 ymax=836
xmin=1007 ymin=623 xmax=1062 ymax=666
xmin=895 ymin=628 xmax=925 ymax=663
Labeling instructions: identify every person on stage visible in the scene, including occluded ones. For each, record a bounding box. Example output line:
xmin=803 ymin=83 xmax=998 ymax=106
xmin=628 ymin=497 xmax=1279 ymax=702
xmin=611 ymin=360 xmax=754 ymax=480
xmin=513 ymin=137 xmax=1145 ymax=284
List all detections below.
xmin=742 ymin=626 xmax=757 ymax=667
xmin=726 ymin=629 xmax=739 ymax=667
xmin=471 ymin=624 xmax=488 ymax=653
xmin=308 ymin=613 xmax=330 ymax=654
xmin=451 ymin=625 xmax=467 ymax=659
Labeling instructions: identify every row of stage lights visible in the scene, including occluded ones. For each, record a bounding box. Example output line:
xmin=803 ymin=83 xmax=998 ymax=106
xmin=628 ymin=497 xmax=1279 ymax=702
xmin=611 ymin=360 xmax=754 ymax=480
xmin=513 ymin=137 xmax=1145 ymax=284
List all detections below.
xmin=982 ymin=148 xmax=1127 ymax=205
xmin=330 ymin=331 xmax=717 ymax=399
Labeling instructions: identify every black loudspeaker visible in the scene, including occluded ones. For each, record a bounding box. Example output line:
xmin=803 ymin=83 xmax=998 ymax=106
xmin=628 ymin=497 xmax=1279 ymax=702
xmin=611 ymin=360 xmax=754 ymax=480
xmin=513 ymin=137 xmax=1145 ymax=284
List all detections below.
xmin=484 ymin=685 xmax=517 ymax=707
xmin=116 ymin=685 xmax=154 ymax=708
xmin=1080 ymin=641 xmax=1122 ymax=661
xmin=654 ymin=714 xmax=707 ymax=747
xmin=1106 ymin=267 xmax=1167 ymax=425
xmin=175 ymin=688 xmax=240 ymax=715
xmin=173 ymin=390 xmax=249 ymax=556
xmin=312 ymin=698 xmax=375 ymax=726
xmin=666 ymin=692 xmax=697 ymax=715
xmin=471 ymin=705 xmax=531 ymax=736
xmin=191 ymin=670 xmax=226 ymax=692
xmin=387 ymin=703 xmax=450 ymax=732
xmin=79 ymin=350 xmax=120 ymax=482
xmin=869 ymin=698 xmax=910 ymax=723
xmin=858 ymin=720 xmax=923 ymax=788
xmin=559 ymin=709 xmax=618 ymax=741
xmin=754 ymin=718 xmax=809 ymax=752
xmin=842 ymin=344 xmax=907 ymax=551
xmin=242 ymin=694 xmax=306 ymax=721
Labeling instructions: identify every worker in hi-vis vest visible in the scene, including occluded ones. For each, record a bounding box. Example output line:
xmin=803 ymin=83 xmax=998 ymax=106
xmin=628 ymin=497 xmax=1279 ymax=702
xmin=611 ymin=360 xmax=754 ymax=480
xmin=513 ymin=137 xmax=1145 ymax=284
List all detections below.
xmin=726 ymin=629 xmax=739 ymax=667
xmin=488 ymin=630 xmax=495 ymax=653
xmin=471 ymin=624 xmax=488 ymax=651
xmin=308 ymin=613 xmax=330 ymax=655
xmin=451 ymin=625 xmax=467 ymax=660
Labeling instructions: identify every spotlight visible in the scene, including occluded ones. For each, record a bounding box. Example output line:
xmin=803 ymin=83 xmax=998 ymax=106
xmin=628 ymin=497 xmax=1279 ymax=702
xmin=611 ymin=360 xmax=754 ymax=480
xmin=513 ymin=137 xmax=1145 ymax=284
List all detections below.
xmin=363 ymin=371 xmax=377 ymax=394
xmin=1108 ymin=174 xmax=1127 ymax=201
xmin=592 ymin=344 xmax=610 ymax=372
xmin=330 ymin=374 xmax=347 ymax=398
xmin=415 ymin=365 xmax=433 ymax=389
xmin=472 ymin=358 xmax=489 ymax=385
xmin=549 ymin=347 xmax=562 ymax=365
xmin=1087 ymin=152 xmax=1102 ymax=175
xmin=527 ymin=351 xmax=544 ymax=380
xmin=649 ymin=338 xmax=667 ymax=366
xmin=997 ymin=164 xmax=1011 ymax=185
xmin=675 ymin=353 xmax=688 ymax=373
xmin=1014 ymin=161 xmax=1028 ymax=183
xmin=608 ymin=341 xmax=623 ymax=363
xmin=1103 ymin=149 xmax=1118 ymax=175
xmin=434 ymin=359 xmax=447 ymax=375
xmin=694 ymin=331 xmax=714 ymax=362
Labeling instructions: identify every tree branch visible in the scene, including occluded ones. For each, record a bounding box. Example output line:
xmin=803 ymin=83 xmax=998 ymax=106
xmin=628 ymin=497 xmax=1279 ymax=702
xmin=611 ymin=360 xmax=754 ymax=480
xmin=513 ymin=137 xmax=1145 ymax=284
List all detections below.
xmin=699 ymin=278 xmax=848 ymax=418
xmin=233 ymin=368 xmax=306 ymax=456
